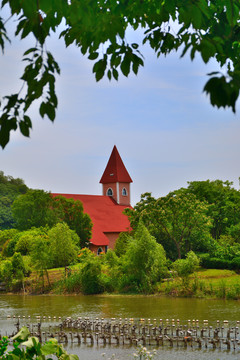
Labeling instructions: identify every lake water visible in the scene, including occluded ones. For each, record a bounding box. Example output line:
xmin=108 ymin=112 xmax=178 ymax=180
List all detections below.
xmin=0 ymin=294 xmax=240 ymax=360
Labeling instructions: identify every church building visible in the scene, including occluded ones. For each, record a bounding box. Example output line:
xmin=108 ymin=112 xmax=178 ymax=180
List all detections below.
xmin=52 ymin=146 xmax=132 ymax=254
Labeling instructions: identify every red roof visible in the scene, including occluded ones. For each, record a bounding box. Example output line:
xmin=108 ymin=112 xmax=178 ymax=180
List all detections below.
xmin=100 ymin=145 xmax=132 ymax=184
xmin=51 ymin=193 xmax=131 ymax=246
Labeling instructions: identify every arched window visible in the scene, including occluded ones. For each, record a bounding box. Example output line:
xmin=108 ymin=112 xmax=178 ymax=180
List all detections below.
xmin=122 ymin=187 xmax=127 ymax=196
xmin=97 ymin=247 xmax=103 ymax=256
xmin=107 ymin=188 xmax=113 ymax=196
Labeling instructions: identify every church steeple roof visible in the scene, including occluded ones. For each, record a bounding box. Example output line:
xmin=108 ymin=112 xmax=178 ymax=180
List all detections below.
xmin=100 ymin=145 xmax=133 ymax=184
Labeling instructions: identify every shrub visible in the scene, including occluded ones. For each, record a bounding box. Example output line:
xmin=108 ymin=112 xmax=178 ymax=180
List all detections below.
xmin=2 ymin=237 xmax=18 ymax=257
xmin=173 ymin=251 xmax=200 ymax=277
xmin=15 ymin=233 xmax=34 ymax=255
xmin=64 ymin=270 xmax=82 ymax=293
xmin=77 ymin=247 xmax=95 ymax=263
xmin=0 ymin=229 xmax=18 ymax=250
xmin=199 ymin=254 xmax=232 ymax=269
xmin=231 ymin=257 xmax=240 ymax=271
xmin=49 ymin=223 xmax=78 ymax=268
xmin=114 ymin=232 xmax=131 ymax=257
xmin=121 ymin=222 xmax=167 ymax=293
xmin=12 ymin=252 xmax=25 ymax=277
xmin=172 ymin=251 xmax=200 ymax=290
xmin=0 ymin=259 xmax=13 ymax=288
xmin=80 ymin=258 xmax=104 ymax=294
xmin=104 ymin=249 xmax=119 ymax=268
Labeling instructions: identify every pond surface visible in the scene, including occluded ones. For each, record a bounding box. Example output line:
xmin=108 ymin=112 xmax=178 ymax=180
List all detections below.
xmin=0 ymin=294 xmax=240 ymax=360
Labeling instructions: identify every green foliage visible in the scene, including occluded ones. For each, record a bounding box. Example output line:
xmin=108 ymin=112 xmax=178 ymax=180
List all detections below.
xmin=173 ymin=251 xmax=200 ymax=277
xmin=104 ymin=249 xmax=119 ymax=268
xmin=0 ymin=326 xmax=79 ymax=360
xmin=0 ymin=228 xmax=18 ymax=250
xmin=101 ymin=250 xmax=121 ymax=291
xmin=77 ymin=247 xmax=95 ymax=263
xmin=121 ymin=222 xmax=167 ymax=293
xmin=52 ymin=196 xmax=92 ymax=248
xmin=11 ymin=192 xmax=92 ymax=248
xmin=30 ymin=234 xmax=51 ymax=289
xmin=48 ymin=223 xmax=78 ymax=268
xmin=228 ymin=223 xmax=240 ymax=243
xmin=14 ymin=233 xmax=32 ymax=255
xmin=172 ymin=251 xmax=200 ymax=290
xmin=114 ymin=232 xmax=131 ymax=257
xmin=63 ymin=269 xmax=82 ymax=293
xmin=2 ymin=237 xmax=18 ymax=257
xmin=12 ymin=189 xmax=56 ymax=230
xmin=187 ymin=180 xmax=240 ymax=240
xmin=126 ymin=191 xmax=212 ymax=259
xmin=199 ymin=253 xmax=240 ymax=270
xmin=1 ymin=0 xmax=240 ymax=147
xmin=0 ymin=171 xmax=28 ymax=229
xmin=12 ymin=252 xmax=25 ymax=277
xmin=13 ymin=228 xmax=46 ymax=256
xmin=0 ymin=259 xmax=13 ymax=287
xmin=80 ymin=257 xmax=104 ymax=295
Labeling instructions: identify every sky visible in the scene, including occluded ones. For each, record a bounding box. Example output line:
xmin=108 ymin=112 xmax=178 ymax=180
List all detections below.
xmin=1 ymin=6 xmax=240 ymax=205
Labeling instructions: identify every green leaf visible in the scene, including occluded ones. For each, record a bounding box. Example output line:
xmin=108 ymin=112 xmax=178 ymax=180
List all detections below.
xmin=41 ymin=341 xmax=59 ymax=355
xmin=207 ymin=71 xmax=220 ymax=76
xmin=19 ymin=119 xmax=31 ymax=137
xmin=112 ymin=68 xmax=118 ymax=80
xmin=95 ymin=70 xmax=104 ymax=81
xmin=11 ymin=326 xmax=30 ymax=342
xmin=23 ymin=47 xmax=38 ymax=56
xmin=107 ymin=69 xmax=111 ymax=80
xmin=200 ymin=39 xmax=216 ymax=63
xmin=203 ymin=76 xmax=239 ymax=112
xmin=120 ymin=54 xmax=131 ymax=77
xmin=131 ymin=43 xmax=139 ymax=49
xmin=88 ymin=52 xmax=98 ymax=60
xmin=22 ymin=336 xmax=39 ymax=348
xmin=45 ymin=103 xmax=56 ymax=121
xmin=190 ymin=5 xmax=202 ymax=29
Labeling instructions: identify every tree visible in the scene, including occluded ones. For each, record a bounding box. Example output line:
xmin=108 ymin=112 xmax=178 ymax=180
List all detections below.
xmin=11 ymin=189 xmax=56 ymax=230
xmin=52 ymin=196 xmax=92 ymax=248
xmin=114 ymin=231 xmax=131 ymax=257
xmin=0 ymin=228 xmax=18 ymax=250
xmin=187 ymin=180 xmax=240 ymax=239
xmin=0 ymin=171 xmax=28 ymax=229
xmin=1 ymin=0 xmax=240 ymax=148
xmin=126 ymin=191 xmax=212 ymax=259
xmin=30 ymin=234 xmax=52 ymax=288
xmin=121 ymin=222 xmax=166 ymax=293
xmin=0 ymin=258 xmax=13 ymax=288
xmin=172 ymin=251 xmax=200 ymax=289
xmin=11 ymin=252 xmax=26 ymax=291
xmin=14 ymin=227 xmax=48 ymax=255
xmin=80 ymin=257 xmax=104 ymax=295
xmin=48 ymin=222 xmax=78 ymax=268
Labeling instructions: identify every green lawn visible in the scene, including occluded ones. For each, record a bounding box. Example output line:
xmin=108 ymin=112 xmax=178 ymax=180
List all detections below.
xmin=160 ymin=268 xmax=240 ymax=299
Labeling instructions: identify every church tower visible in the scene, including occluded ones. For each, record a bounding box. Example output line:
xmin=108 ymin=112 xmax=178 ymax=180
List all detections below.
xmin=100 ymin=145 xmax=132 ymax=206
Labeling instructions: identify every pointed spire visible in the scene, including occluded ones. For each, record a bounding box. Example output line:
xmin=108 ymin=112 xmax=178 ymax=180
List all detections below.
xmin=100 ymin=145 xmax=132 ymax=184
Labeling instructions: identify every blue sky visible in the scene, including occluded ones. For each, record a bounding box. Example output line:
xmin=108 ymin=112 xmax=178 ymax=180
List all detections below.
xmin=1 ymin=7 xmax=240 ymax=205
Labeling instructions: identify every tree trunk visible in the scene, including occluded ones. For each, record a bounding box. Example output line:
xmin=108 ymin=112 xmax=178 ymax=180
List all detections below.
xmin=175 ymin=241 xmax=181 ymax=259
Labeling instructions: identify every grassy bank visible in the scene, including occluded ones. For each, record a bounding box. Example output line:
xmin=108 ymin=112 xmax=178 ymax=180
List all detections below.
xmin=159 ymin=269 xmax=240 ymax=299
xmin=20 ymin=267 xmax=240 ymax=300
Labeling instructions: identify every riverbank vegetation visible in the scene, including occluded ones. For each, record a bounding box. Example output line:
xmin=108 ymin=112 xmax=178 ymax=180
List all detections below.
xmin=1 ymin=172 xmax=240 ymax=298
